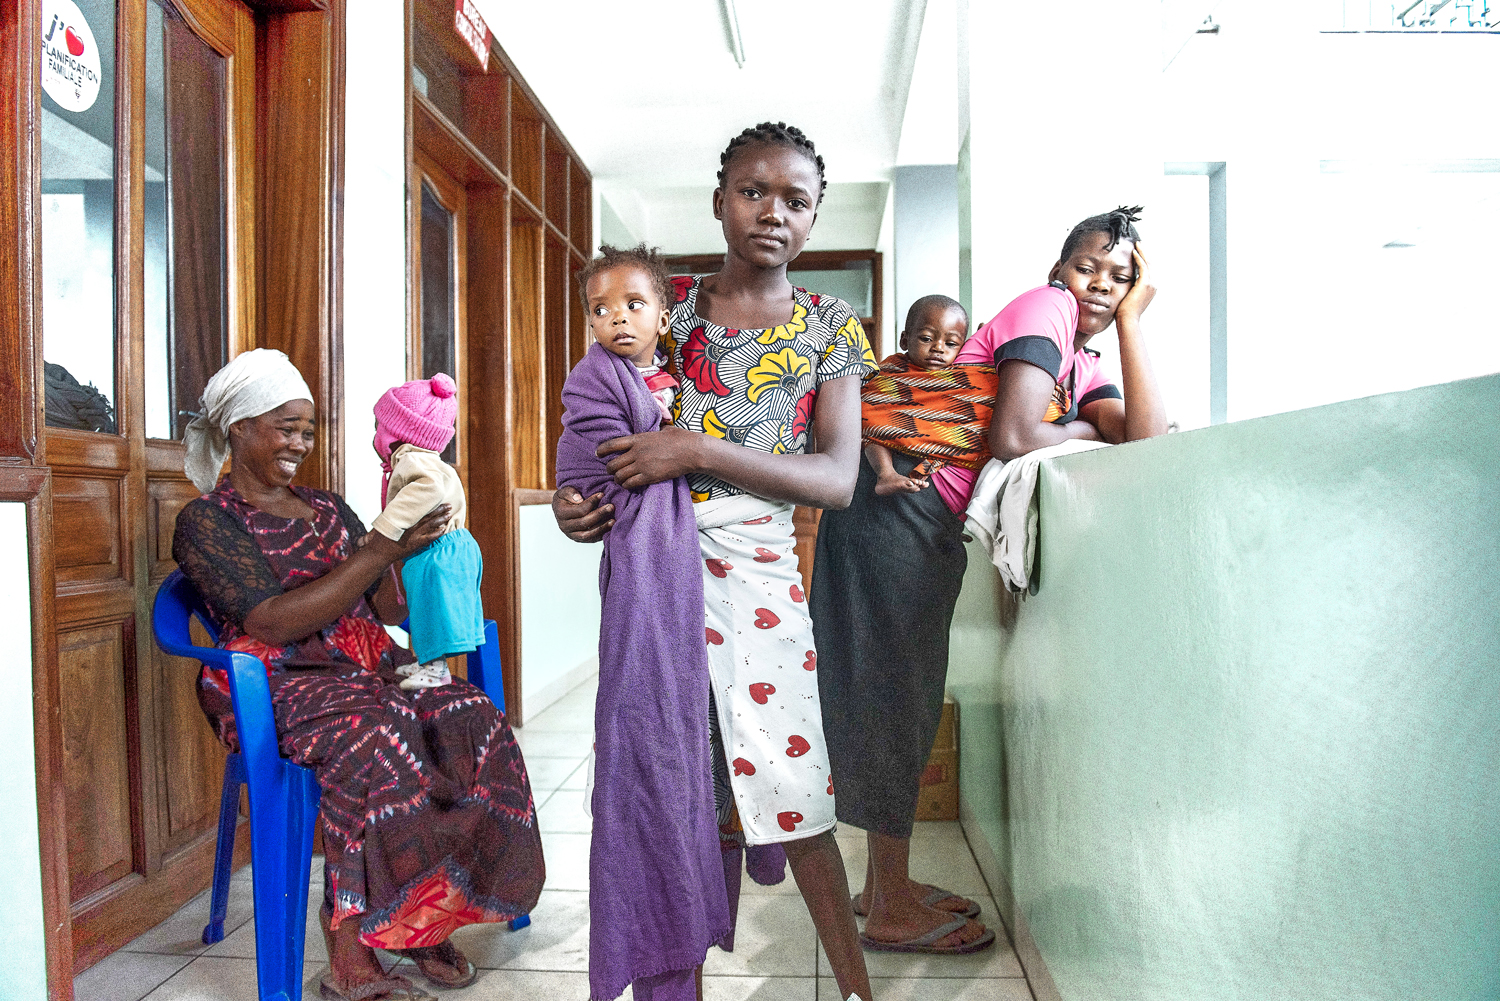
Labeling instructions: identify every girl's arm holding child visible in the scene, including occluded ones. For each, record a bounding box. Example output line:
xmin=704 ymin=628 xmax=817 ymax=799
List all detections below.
xmin=594 ymin=374 xmax=863 ymax=508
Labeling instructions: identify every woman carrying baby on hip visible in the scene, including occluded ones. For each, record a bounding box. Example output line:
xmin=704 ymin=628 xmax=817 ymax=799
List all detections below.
xmin=554 ymin=123 xmax=877 ymax=1001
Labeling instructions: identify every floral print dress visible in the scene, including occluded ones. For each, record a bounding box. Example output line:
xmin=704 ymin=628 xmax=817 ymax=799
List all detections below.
xmin=664 ymin=275 xmax=879 ymax=502
xmin=172 ymin=480 xmax=543 ymax=948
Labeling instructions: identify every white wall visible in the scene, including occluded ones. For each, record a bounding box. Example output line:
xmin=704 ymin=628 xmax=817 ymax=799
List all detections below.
xmin=517 ymin=505 xmax=601 ymax=721
xmin=0 ymin=504 xmax=48 ymax=999
xmin=892 ymin=164 xmax=959 ymax=334
xmin=959 ymin=1 xmax=1500 ymax=426
xmin=341 ymin=0 xmax=409 ymax=526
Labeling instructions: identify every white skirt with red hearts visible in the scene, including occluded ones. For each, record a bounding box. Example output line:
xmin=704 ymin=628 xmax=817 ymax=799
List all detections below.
xmin=696 ymin=493 xmax=836 ymax=846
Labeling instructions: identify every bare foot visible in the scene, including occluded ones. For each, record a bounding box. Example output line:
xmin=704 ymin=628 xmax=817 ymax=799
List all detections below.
xmin=873 ymin=470 xmax=928 ymax=496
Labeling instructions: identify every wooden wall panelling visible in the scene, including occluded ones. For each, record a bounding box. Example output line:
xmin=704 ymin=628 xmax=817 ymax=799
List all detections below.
xmin=543 ymin=232 xmax=568 ymax=488
xmin=59 ymin=622 xmax=137 ymax=899
xmin=567 ymin=251 xmax=587 ymax=369
xmin=464 ymin=183 xmax=519 ymax=715
xmin=544 ymin=131 xmax=567 ymax=230
xmin=256 ymin=8 xmax=334 ymax=490
xmin=569 ymin=160 xmax=589 ymax=250
xmin=510 ymin=91 xmax=543 ymax=210
xmin=510 ymin=206 xmax=545 ymax=491
xmin=459 ymin=66 xmax=508 ymax=178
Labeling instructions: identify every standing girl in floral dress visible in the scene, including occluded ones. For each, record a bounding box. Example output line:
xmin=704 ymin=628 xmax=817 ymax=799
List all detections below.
xmin=553 ymin=123 xmax=875 ymax=1001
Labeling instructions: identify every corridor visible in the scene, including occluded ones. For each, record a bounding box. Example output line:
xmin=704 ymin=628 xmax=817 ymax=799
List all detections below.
xmin=73 ymin=674 xmax=1030 ymax=1001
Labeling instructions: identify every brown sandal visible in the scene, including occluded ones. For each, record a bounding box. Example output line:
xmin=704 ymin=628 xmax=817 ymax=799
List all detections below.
xmin=398 ymin=940 xmax=479 ymax=990
xmin=319 ymin=970 xmax=434 ymax=1001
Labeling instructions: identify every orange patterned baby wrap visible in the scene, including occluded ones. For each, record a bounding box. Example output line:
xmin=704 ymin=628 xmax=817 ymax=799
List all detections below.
xmin=860 ymin=354 xmax=999 ymax=474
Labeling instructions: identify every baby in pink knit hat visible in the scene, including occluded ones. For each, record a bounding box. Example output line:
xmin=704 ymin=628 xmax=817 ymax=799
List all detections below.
xmin=371 ymin=373 xmax=484 ymax=690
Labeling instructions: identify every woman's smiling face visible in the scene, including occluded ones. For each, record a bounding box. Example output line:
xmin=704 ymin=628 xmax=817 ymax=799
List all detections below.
xmin=713 ymin=141 xmax=821 ymax=269
xmin=231 ymin=399 xmax=315 ymax=488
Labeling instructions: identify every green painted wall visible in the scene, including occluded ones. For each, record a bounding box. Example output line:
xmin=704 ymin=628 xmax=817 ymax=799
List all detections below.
xmin=948 ymin=374 xmax=1500 ymax=1001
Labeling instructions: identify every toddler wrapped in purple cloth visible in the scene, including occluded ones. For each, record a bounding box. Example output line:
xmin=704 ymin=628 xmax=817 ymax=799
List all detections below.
xmin=556 ymin=249 xmax=730 ymax=1001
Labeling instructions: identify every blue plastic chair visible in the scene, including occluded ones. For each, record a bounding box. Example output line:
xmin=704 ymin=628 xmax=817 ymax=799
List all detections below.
xmin=152 ymin=571 xmax=527 ymax=1001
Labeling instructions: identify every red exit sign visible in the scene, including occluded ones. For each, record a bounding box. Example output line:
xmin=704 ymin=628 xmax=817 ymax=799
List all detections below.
xmin=454 ymin=0 xmax=490 ymax=71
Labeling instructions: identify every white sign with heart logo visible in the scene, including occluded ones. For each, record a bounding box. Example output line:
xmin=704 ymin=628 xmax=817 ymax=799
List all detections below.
xmin=40 ymin=0 xmax=102 ymax=113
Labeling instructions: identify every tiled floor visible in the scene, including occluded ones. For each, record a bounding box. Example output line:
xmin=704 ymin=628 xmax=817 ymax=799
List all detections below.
xmin=76 ymin=675 xmax=1031 ymax=1001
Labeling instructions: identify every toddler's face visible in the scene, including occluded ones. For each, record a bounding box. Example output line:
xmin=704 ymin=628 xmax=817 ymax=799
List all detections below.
xmin=587 ymin=265 xmax=670 ymax=369
xmin=900 ymin=305 xmax=968 ymax=370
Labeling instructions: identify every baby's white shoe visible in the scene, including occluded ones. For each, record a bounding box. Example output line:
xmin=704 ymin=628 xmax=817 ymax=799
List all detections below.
xmin=395 ymin=661 xmax=420 ymax=677
xmin=400 ymin=661 xmax=452 ymax=690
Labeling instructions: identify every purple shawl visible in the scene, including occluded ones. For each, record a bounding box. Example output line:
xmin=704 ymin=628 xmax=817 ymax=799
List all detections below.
xmin=556 ymin=343 xmax=731 ymax=1000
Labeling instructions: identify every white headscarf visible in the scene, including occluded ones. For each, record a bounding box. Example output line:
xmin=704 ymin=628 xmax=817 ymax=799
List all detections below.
xmin=184 ymin=349 xmax=314 ymax=493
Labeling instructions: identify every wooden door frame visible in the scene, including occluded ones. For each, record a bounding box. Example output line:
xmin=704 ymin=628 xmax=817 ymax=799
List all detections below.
xmin=663 ymin=249 xmax=885 ymax=357
xmin=409 ymin=149 xmax=470 ymax=486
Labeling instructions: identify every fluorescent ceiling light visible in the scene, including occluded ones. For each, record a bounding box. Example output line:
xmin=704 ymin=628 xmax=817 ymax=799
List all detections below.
xmin=721 ymin=0 xmax=746 ymax=68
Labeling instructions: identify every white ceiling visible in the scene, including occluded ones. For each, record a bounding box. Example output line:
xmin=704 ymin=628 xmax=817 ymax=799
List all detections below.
xmin=474 ymin=0 xmax=928 ymax=253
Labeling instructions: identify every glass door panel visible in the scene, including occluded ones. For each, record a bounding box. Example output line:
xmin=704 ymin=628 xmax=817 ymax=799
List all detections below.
xmin=41 ymin=0 xmax=119 ymax=433
xmin=144 ymin=0 xmax=228 ymax=441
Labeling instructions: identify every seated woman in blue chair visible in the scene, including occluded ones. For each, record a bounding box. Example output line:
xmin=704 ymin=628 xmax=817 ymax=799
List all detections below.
xmin=172 ymin=349 xmax=543 ymax=1001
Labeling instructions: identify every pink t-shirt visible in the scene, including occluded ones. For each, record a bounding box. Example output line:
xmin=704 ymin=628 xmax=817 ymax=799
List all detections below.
xmin=929 ymin=284 xmax=1120 ymax=515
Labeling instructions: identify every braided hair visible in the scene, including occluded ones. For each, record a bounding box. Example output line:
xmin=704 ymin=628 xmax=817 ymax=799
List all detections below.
xmin=1058 ymin=205 xmax=1143 ymax=263
xmin=717 ymin=122 xmax=827 ymax=204
xmin=576 ymin=243 xmax=673 ymax=312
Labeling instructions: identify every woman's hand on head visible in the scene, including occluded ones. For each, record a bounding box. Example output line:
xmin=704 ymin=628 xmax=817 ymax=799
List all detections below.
xmin=552 ymin=487 xmax=614 ymax=543
xmin=1115 ymin=242 xmax=1156 ymax=327
xmin=598 ymin=426 xmax=704 ymax=491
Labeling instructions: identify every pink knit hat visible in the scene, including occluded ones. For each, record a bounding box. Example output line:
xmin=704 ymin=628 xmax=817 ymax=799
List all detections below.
xmin=373 ymin=373 xmax=458 ymax=459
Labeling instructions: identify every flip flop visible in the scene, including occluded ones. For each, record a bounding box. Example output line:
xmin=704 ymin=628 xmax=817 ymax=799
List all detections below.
xmin=319 ymin=970 xmax=434 ymax=1001
xmin=399 ymin=940 xmax=479 ymax=990
xmin=859 ymin=915 xmax=997 ymax=955
xmin=851 ymin=883 xmax=982 ymax=919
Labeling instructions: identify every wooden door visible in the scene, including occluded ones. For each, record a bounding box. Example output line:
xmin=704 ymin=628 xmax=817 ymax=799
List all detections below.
xmin=409 ymin=149 xmax=469 ymax=678
xmin=43 ymin=0 xmax=257 ymax=969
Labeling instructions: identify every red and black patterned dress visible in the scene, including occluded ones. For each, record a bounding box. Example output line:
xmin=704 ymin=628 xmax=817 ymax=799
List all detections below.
xmin=171 ymin=479 xmax=544 ymax=949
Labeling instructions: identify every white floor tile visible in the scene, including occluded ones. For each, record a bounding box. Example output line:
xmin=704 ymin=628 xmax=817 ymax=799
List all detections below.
xmin=701 ymin=896 xmax=817 ymax=978
xmin=121 ymin=882 xmax=254 ymax=957
xmin=457 ymin=968 xmax=593 ymax=1000
xmin=701 ymin=975 xmax=816 ymax=1000
xmin=73 ymin=951 xmax=194 ymax=1001
xmin=202 ymin=885 xmax=326 ymax=966
xmin=538 ymin=789 xmax=593 ymax=833
xmin=822 ymin=975 xmax=1032 ymax=1001
xmin=520 ymin=707 xmax=595 ymax=734
xmin=527 ymin=756 xmax=590 ymax=795
xmin=139 ymin=956 xmax=321 ymax=1001
xmin=539 ymin=831 xmax=593 ymax=890
xmin=517 ymin=729 xmax=597 ymax=759
xmin=449 ymin=889 xmax=590 ymax=971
